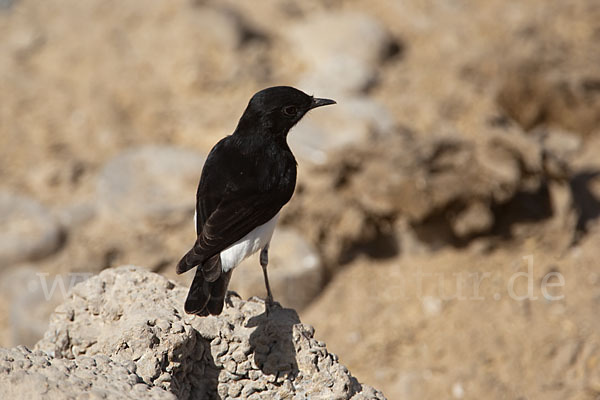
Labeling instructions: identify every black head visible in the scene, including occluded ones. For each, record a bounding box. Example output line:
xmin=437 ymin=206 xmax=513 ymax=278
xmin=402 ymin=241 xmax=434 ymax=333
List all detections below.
xmin=235 ymin=86 xmax=336 ymax=138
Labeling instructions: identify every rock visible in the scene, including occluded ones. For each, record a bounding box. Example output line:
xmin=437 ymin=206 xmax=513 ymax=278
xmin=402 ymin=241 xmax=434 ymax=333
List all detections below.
xmin=534 ymin=127 xmax=582 ymax=179
xmin=283 ymin=128 xmax=549 ymax=266
xmin=497 ymin=63 xmax=600 ymax=136
xmin=287 ymin=12 xmax=394 ymax=96
xmin=0 ymin=191 xmax=62 ymax=271
xmin=35 ymin=266 xmax=196 ymax=391
xmin=450 ymin=201 xmax=494 ymax=238
xmin=52 ymin=202 xmax=97 ymax=231
xmin=96 ymin=146 xmax=205 ymax=226
xmin=28 ymin=266 xmax=385 ymax=399
xmin=421 ymin=296 xmax=443 ymax=317
xmin=537 ymin=128 xmax=582 ymax=161
xmin=289 ymin=97 xmax=394 ymax=164
xmin=0 ymin=346 xmax=174 ymax=400
xmin=548 ymin=180 xmax=576 ymax=233
xmin=0 ymin=0 xmax=14 ymax=10
xmin=229 ymin=228 xmax=323 ymax=311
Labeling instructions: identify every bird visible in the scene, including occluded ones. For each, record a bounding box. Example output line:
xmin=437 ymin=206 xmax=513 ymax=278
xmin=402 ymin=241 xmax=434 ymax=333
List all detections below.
xmin=176 ymin=86 xmax=336 ymax=316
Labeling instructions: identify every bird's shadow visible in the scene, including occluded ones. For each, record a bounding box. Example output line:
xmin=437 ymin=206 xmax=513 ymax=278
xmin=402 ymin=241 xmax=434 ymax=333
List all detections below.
xmin=170 ymin=331 xmax=220 ymax=399
xmin=245 ymin=301 xmax=300 ymax=381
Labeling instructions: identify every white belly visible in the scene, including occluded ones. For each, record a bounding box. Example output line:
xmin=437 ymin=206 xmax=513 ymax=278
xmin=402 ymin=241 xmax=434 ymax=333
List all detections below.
xmin=219 ymin=213 xmax=279 ymax=273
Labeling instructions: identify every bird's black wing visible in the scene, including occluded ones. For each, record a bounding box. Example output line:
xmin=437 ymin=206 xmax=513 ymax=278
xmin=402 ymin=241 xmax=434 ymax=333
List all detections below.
xmin=177 ymin=191 xmax=287 ymax=274
xmin=194 ymin=138 xmax=231 ymax=235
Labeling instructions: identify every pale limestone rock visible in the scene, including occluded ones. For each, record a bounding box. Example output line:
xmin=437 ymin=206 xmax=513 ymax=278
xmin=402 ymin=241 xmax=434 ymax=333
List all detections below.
xmin=0 ymin=266 xmax=390 ymax=400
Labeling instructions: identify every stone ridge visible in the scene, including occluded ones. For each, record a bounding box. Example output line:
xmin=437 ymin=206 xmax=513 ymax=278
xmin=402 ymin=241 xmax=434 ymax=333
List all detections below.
xmin=0 ymin=266 xmax=385 ymax=399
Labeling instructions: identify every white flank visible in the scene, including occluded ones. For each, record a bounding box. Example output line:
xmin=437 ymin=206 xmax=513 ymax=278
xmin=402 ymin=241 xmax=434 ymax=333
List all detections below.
xmin=220 ymin=213 xmax=280 ymax=273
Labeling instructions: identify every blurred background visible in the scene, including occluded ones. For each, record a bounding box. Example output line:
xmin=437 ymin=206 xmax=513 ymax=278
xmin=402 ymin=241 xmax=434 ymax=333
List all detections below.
xmin=1 ymin=0 xmax=600 ymax=398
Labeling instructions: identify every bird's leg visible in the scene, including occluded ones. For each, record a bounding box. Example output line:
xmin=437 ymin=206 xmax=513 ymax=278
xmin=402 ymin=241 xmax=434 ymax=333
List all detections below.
xmin=260 ymin=244 xmax=274 ymax=312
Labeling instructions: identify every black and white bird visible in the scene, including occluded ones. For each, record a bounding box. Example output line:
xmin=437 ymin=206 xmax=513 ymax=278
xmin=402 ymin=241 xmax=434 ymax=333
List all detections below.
xmin=176 ymin=86 xmax=335 ymax=316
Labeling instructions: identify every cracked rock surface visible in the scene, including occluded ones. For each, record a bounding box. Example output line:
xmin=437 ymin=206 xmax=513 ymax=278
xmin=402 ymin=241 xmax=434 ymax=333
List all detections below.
xmin=0 ymin=345 xmax=173 ymax=399
xmin=1 ymin=266 xmax=385 ymax=399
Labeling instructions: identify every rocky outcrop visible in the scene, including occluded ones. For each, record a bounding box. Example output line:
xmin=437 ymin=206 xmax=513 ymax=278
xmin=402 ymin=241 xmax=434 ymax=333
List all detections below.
xmin=0 ymin=266 xmax=385 ymax=399
xmin=283 ymin=125 xmax=582 ymax=268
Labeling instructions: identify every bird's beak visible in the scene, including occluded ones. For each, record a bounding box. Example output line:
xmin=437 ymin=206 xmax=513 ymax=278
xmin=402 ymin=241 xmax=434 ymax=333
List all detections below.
xmin=310 ymin=97 xmax=337 ymax=109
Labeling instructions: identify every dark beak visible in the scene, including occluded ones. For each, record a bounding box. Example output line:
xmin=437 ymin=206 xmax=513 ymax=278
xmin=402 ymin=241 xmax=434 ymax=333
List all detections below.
xmin=310 ymin=97 xmax=337 ymax=109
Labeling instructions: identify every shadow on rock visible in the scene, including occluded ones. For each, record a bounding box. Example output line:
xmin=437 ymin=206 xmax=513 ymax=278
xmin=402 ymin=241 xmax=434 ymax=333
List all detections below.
xmin=171 ymin=328 xmax=222 ymax=400
xmin=170 ymin=330 xmax=221 ymax=400
xmin=490 ymin=181 xmax=554 ymax=239
xmin=569 ymin=170 xmax=600 ymax=244
xmin=246 ymin=303 xmax=300 ymax=381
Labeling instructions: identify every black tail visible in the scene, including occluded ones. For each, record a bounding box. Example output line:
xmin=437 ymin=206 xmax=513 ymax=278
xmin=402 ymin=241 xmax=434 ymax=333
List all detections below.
xmin=183 ymin=255 xmax=232 ymax=316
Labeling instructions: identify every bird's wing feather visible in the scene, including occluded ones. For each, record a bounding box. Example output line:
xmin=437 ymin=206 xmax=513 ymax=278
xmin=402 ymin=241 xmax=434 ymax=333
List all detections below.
xmin=195 ymin=139 xmax=231 ymax=234
xmin=177 ymin=192 xmax=285 ymax=274
xmin=202 ymin=193 xmax=283 ymax=256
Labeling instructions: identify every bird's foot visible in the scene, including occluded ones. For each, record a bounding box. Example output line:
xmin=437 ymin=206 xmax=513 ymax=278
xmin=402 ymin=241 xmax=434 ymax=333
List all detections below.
xmin=265 ymin=294 xmax=275 ymax=316
xmin=225 ymin=291 xmax=241 ymax=309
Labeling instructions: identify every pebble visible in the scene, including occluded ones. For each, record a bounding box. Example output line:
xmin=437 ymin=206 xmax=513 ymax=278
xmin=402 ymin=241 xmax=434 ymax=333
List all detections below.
xmin=229 ymin=228 xmax=323 ymax=311
xmin=96 ymin=146 xmax=205 ymax=226
xmin=289 ymin=97 xmax=393 ymax=165
xmin=287 ymin=12 xmax=393 ymax=95
xmin=228 ymin=381 xmax=243 ymax=397
xmin=450 ymin=201 xmax=494 ymax=238
xmin=232 ymin=349 xmax=247 ymax=363
xmin=224 ymin=359 xmax=237 ymax=374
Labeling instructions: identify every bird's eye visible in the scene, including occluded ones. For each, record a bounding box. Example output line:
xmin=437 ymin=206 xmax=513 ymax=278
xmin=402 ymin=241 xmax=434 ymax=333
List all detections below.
xmin=282 ymin=105 xmax=297 ymax=117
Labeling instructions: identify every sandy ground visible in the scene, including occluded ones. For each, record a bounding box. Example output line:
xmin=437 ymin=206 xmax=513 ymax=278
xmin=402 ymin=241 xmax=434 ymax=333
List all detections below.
xmin=303 ymin=229 xmax=600 ymax=399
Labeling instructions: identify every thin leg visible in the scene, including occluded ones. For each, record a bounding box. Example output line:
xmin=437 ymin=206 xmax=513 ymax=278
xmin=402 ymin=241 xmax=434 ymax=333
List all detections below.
xmin=260 ymin=244 xmax=274 ymax=310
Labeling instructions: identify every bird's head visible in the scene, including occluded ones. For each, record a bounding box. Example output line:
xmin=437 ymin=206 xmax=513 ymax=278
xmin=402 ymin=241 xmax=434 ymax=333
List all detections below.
xmin=235 ymin=86 xmax=336 ymax=138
